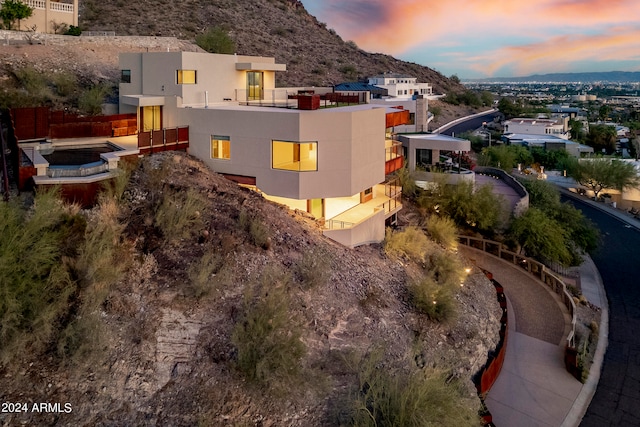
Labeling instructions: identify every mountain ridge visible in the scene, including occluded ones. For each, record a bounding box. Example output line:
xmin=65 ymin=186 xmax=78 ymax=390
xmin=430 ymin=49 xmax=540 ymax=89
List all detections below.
xmin=77 ymin=0 xmax=463 ymax=94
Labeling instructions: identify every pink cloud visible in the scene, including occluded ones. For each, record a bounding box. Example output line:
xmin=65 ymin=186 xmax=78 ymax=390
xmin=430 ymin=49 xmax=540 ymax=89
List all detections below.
xmin=469 ymin=28 xmax=640 ymax=76
xmin=316 ymin=0 xmax=640 ymax=55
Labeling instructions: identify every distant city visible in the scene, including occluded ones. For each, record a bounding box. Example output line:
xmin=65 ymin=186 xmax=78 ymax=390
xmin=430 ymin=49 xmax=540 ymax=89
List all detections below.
xmin=463 ymin=71 xmax=640 ymax=85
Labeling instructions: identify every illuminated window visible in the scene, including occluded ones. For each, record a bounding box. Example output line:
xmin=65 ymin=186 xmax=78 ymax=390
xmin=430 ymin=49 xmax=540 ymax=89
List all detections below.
xmin=272 ymin=140 xmax=317 ymax=171
xmin=121 ymin=69 xmax=131 ymax=83
xmin=177 ymin=70 xmax=197 ymax=84
xmin=211 ymin=135 xmax=230 ymax=160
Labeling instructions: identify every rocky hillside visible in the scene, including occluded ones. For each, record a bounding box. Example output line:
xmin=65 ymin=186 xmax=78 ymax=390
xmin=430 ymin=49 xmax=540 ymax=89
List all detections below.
xmin=0 ymin=152 xmax=501 ymax=426
xmin=77 ymin=0 xmax=463 ymax=94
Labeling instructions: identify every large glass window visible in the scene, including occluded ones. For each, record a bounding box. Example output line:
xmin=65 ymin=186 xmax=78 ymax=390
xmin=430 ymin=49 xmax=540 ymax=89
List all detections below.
xmin=177 ymin=70 xmax=197 ymax=84
xmin=416 ymin=148 xmax=432 ymax=168
xmin=141 ymin=106 xmax=162 ymax=132
xmin=211 ymin=135 xmax=230 ymax=160
xmin=272 ymin=140 xmax=317 ymax=171
xmin=121 ymin=70 xmax=131 ymax=83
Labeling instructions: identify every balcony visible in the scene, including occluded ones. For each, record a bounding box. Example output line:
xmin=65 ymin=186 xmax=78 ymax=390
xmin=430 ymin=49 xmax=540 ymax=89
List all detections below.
xmin=234 ymin=88 xmax=368 ymax=109
xmin=385 ymin=140 xmax=403 ymax=174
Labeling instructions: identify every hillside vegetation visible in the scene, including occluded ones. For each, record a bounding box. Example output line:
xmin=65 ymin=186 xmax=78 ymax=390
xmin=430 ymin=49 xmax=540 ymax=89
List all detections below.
xmin=0 ymin=152 xmax=500 ymax=426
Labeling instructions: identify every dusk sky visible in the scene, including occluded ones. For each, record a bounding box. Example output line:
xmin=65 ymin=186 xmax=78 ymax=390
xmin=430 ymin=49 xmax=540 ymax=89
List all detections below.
xmin=299 ymin=0 xmax=640 ymax=79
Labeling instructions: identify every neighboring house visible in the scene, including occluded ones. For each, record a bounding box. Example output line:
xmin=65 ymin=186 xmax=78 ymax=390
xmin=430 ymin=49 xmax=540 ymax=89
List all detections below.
xmin=119 ymin=51 xmax=407 ymax=248
xmin=502 ymin=133 xmax=594 ymax=157
xmin=367 ymin=74 xmax=433 ymax=98
xmin=547 ymin=105 xmax=588 ymax=121
xmin=1 ymin=0 xmax=78 ymax=33
xmin=503 ymin=117 xmax=570 ymax=139
xmin=397 ymin=133 xmax=474 ymax=185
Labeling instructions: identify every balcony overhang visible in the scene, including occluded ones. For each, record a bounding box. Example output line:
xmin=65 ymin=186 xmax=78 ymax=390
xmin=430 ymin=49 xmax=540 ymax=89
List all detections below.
xmin=236 ymin=62 xmax=287 ymax=72
xmin=398 ymin=133 xmax=471 ymax=151
xmin=121 ymin=95 xmax=166 ymax=107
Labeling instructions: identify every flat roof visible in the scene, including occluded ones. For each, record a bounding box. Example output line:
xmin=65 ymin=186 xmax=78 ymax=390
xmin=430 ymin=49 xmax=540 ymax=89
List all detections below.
xmin=398 ymin=133 xmax=471 ymax=151
xmin=235 ymin=62 xmax=286 ymax=72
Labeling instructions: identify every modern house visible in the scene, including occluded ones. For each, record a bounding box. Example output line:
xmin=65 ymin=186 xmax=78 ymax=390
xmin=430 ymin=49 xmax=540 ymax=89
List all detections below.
xmin=119 ymin=51 xmax=407 ymax=247
xmin=503 ymin=117 xmax=570 ymax=139
xmin=367 ymin=74 xmax=433 ymax=98
xmin=1 ymin=0 xmax=78 ymax=33
xmin=367 ymin=74 xmax=434 ymax=133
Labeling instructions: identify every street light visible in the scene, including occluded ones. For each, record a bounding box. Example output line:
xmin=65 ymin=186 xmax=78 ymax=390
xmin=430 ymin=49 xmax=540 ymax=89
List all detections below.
xmin=481 ymin=122 xmax=492 ymax=147
xmin=478 ymin=129 xmax=492 ymax=147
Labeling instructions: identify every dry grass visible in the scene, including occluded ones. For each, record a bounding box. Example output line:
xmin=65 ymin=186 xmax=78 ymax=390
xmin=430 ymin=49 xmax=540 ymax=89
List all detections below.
xmin=231 ymin=265 xmax=305 ymax=391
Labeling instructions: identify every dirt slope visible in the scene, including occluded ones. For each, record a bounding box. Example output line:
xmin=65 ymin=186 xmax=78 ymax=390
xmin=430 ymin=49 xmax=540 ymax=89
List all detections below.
xmin=0 ymin=152 xmax=501 ymax=426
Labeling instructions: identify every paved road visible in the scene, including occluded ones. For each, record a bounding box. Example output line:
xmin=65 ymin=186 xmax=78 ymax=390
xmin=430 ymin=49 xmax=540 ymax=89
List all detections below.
xmin=562 ymin=196 xmax=640 ymax=426
xmin=439 ymin=111 xmax=501 ymax=137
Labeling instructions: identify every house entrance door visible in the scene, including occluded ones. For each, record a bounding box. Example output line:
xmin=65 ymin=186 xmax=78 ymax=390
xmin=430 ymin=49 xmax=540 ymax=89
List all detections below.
xmin=247 ymin=72 xmax=263 ymax=101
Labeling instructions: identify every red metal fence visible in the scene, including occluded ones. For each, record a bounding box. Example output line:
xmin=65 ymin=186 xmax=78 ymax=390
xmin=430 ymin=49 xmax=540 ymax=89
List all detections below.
xmin=10 ymin=107 xmax=137 ymax=141
xmin=137 ymin=126 xmax=189 ymax=155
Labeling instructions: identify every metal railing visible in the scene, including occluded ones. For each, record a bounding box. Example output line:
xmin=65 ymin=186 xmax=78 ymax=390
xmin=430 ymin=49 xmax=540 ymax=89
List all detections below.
xmin=458 ymin=235 xmax=576 ymax=350
xmin=325 ymin=219 xmax=356 ymax=230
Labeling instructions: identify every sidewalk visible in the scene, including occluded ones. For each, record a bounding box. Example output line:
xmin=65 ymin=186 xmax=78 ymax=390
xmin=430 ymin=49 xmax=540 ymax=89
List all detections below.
xmin=459 ymin=247 xmax=608 ymax=427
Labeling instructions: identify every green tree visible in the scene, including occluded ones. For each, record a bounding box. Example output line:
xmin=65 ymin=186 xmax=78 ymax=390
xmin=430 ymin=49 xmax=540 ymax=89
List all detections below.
xmin=518 ymin=178 xmax=599 ymax=261
xmin=508 ymin=207 xmax=573 ymax=265
xmin=0 ymin=0 xmax=33 ymax=30
xmin=195 ymin=26 xmax=236 ymax=54
xmin=497 ymin=97 xmax=522 ymax=119
xmin=571 ymin=158 xmax=640 ymax=199
xmin=569 ymin=119 xmax=585 ymax=142
xmin=598 ymin=104 xmax=611 ymax=121
xmin=478 ymin=144 xmax=532 ymax=171
xmin=480 ymin=91 xmax=494 ymax=107
xmin=421 ymin=181 xmax=506 ymax=233
xmin=586 ymin=124 xmax=617 ymax=154
xmin=529 ymin=146 xmax=571 ymax=170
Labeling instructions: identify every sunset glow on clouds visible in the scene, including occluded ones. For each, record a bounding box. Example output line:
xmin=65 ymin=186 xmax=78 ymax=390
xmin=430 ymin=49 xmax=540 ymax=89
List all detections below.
xmin=300 ymin=0 xmax=640 ymax=78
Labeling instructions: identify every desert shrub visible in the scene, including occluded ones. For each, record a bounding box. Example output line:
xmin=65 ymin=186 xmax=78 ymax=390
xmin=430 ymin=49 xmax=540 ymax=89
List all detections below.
xmin=0 ymin=189 xmax=77 ymax=363
xmin=408 ymin=276 xmax=456 ymax=322
xmin=57 ymin=312 xmax=103 ymax=364
xmin=72 ymin=197 xmax=127 ymax=303
xmin=384 ymin=226 xmax=434 ymax=264
xmin=408 ymin=251 xmax=463 ymax=322
xmin=78 ymin=84 xmax=111 ymax=115
xmin=195 ymin=26 xmax=236 ymax=54
xmin=238 ymin=209 xmax=271 ymax=249
xmin=102 ymin=159 xmax=138 ymax=201
xmin=187 ymin=250 xmax=224 ymax=298
xmin=424 ymin=215 xmax=458 ymax=250
xmin=10 ymin=65 xmax=53 ymax=102
xmin=395 ymin=164 xmax=418 ymax=199
xmin=429 ymin=251 xmax=465 ymax=287
xmin=349 ymin=352 xmax=478 ymax=426
xmin=64 ymin=25 xmax=81 ymax=36
xmin=295 ymin=246 xmax=332 ymax=289
xmin=52 ymin=72 xmax=77 ymax=97
xmin=155 ymin=188 xmax=205 ymax=242
xmin=231 ymin=266 xmax=305 ymax=390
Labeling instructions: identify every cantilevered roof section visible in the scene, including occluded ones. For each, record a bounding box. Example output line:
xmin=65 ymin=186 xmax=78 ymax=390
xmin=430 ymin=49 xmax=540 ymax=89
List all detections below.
xmin=120 ymin=95 xmax=166 ymax=107
xmin=398 ymin=133 xmax=471 ymax=151
xmin=235 ymin=62 xmax=286 ymax=71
